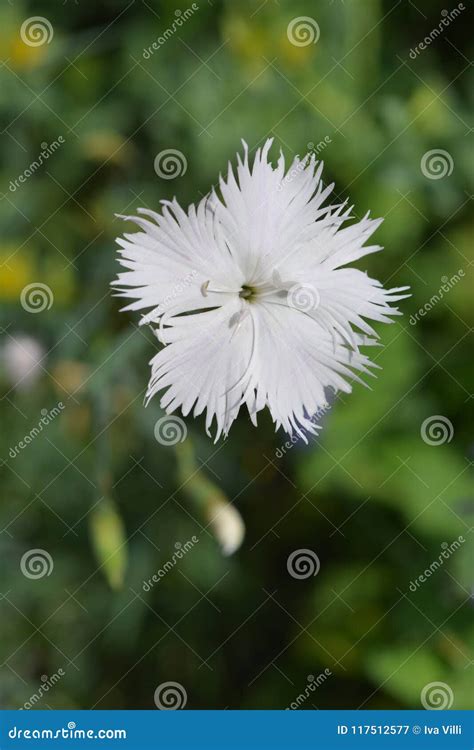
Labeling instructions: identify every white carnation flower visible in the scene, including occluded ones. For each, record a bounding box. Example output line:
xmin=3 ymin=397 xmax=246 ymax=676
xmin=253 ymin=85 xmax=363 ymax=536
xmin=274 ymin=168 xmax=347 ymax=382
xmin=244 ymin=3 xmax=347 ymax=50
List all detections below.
xmin=113 ymin=139 xmax=409 ymax=441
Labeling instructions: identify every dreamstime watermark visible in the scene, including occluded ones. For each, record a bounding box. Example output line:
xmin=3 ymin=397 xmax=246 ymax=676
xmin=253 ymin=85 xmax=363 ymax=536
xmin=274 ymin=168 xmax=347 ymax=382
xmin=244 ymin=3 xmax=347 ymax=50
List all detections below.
xmin=277 ymin=147 xmax=329 ymax=191
xmin=409 ymin=270 xmax=465 ymax=325
xmin=142 ymin=537 xmax=199 ymax=591
xmin=154 ymin=681 xmax=187 ymax=709
xmin=20 ymin=549 xmax=54 ymax=579
xmin=408 ymin=536 xmax=465 ymax=593
xmin=420 ymin=149 xmax=454 ymax=179
xmin=420 ymin=415 xmax=454 ymax=446
xmin=287 ymin=283 xmax=320 ymax=313
xmin=20 ymin=16 xmax=54 ymax=47
xmin=154 ymin=415 xmax=187 ymax=446
xmin=143 ymin=5 xmax=199 ymax=58
xmin=307 ymin=136 xmax=332 ymax=156
xmin=141 ymin=270 xmax=198 ymax=326
xmin=286 ymin=669 xmax=332 ymax=709
xmin=8 ymin=725 xmax=127 ymax=741
xmin=287 ymin=17 xmax=320 ymax=47
xmin=9 ymin=403 xmax=65 ymax=459
xmin=9 ymin=138 xmax=65 ymax=192
xmin=421 ymin=681 xmax=454 ymax=710
xmin=275 ymin=404 xmax=331 ymax=458
xmin=409 ymin=5 xmax=465 ymax=59
xmin=154 ymin=149 xmax=187 ymax=179
xmin=20 ymin=282 xmax=54 ymax=313
xmin=21 ymin=670 xmax=65 ymax=710
xmin=287 ymin=549 xmax=320 ymax=579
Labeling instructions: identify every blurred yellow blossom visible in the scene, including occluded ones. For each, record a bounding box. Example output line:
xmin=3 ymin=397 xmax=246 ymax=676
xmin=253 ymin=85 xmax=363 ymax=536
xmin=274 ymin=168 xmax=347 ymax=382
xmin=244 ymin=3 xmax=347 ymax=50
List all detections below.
xmin=81 ymin=131 xmax=134 ymax=166
xmin=0 ymin=249 xmax=35 ymax=301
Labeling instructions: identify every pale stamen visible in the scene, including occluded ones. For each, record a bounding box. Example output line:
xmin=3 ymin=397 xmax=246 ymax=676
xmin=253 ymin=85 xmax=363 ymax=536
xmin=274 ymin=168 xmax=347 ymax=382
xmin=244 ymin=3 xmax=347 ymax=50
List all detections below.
xmin=201 ymin=280 xmax=241 ymax=297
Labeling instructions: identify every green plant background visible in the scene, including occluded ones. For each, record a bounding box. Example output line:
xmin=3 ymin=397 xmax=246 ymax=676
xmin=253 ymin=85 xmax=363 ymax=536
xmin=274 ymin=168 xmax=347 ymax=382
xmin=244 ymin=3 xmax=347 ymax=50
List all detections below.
xmin=0 ymin=0 xmax=472 ymax=710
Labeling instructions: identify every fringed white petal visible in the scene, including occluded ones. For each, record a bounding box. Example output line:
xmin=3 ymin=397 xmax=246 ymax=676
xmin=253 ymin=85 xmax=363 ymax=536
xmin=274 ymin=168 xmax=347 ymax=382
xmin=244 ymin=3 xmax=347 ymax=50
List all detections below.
xmin=112 ymin=138 xmax=409 ymax=441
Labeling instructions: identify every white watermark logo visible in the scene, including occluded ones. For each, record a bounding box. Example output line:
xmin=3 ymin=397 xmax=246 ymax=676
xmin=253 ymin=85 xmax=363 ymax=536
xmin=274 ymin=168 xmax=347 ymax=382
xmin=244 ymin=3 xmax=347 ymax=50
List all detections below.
xmin=421 ymin=681 xmax=454 ymax=710
xmin=287 ymin=549 xmax=320 ymax=579
xmin=20 ymin=549 xmax=54 ymax=579
xmin=420 ymin=415 xmax=454 ymax=446
xmin=9 ymin=403 xmax=65 ymax=459
xmin=287 ymin=283 xmax=320 ymax=313
xmin=277 ymin=150 xmax=328 ymax=191
xmin=154 ymin=149 xmax=187 ymax=179
xmin=286 ymin=670 xmax=332 ymax=709
xmin=140 ymin=270 xmax=198 ymax=326
xmin=21 ymin=670 xmax=65 ymax=710
xmin=9 ymin=138 xmax=65 ymax=192
xmin=20 ymin=282 xmax=54 ymax=313
xmin=307 ymin=136 xmax=332 ymax=156
xmin=409 ymin=270 xmax=465 ymax=325
xmin=142 ymin=537 xmax=199 ymax=591
xmin=143 ymin=5 xmax=199 ymax=58
xmin=154 ymin=415 xmax=187 ymax=446
xmin=408 ymin=536 xmax=465 ymax=592
xmin=409 ymin=5 xmax=465 ymax=59
xmin=20 ymin=17 xmax=54 ymax=47
xmin=420 ymin=149 xmax=454 ymax=180
xmin=287 ymin=17 xmax=320 ymax=47
xmin=275 ymin=404 xmax=331 ymax=458
xmin=154 ymin=681 xmax=187 ymax=710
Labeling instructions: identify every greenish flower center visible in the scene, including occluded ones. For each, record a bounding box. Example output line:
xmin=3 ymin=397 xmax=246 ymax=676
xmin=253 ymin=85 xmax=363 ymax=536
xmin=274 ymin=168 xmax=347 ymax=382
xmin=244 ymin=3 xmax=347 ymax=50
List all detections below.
xmin=239 ymin=284 xmax=256 ymax=301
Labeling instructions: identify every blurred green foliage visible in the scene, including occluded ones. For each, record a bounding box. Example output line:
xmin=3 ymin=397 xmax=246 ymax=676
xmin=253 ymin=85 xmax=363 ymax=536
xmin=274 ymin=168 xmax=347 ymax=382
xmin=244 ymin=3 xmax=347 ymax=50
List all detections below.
xmin=0 ymin=0 xmax=472 ymax=710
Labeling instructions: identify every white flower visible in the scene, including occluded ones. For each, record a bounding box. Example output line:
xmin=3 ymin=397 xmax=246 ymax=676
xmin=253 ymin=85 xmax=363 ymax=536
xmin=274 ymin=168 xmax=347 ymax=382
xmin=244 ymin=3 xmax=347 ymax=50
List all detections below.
xmin=1 ymin=334 xmax=45 ymax=391
xmin=113 ymin=139 xmax=409 ymax=441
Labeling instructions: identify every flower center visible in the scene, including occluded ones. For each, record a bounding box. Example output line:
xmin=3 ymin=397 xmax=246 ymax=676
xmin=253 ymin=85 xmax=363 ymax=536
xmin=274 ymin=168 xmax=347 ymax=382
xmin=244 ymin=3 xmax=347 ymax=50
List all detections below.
xmin=239 ymin=284 xmax=256 ymax=301
xmin=200 ymin=273 xmax=291 ymax=304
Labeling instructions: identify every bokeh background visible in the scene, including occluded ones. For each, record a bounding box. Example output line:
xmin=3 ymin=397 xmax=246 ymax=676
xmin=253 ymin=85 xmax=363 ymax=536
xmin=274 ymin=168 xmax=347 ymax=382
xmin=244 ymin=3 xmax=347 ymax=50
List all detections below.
xmin=0 ymin=0 xmax=472 ymax=711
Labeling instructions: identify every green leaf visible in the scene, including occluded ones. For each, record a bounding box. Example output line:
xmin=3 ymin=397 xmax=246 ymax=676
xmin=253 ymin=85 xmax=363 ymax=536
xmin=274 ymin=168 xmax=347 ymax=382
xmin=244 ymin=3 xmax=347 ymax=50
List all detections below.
xmin=365 ymin=647 xmax=444 ymax=706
